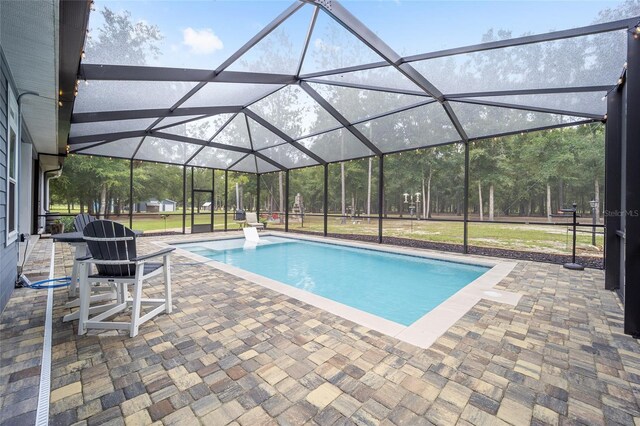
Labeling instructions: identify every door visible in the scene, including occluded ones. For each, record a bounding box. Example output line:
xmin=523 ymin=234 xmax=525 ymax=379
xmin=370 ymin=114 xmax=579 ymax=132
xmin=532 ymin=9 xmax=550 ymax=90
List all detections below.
xmin=191 ymin=189 xmax=214 ymax=233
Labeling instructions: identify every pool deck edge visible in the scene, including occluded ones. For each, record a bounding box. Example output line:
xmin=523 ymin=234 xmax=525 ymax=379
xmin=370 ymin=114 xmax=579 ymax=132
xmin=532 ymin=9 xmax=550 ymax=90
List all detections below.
xmin=161 ymin=232 xmax=522 ymax=349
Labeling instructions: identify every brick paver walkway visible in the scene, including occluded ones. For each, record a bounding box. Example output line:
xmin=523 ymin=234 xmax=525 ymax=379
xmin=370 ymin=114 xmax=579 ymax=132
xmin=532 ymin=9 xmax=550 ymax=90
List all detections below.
xmin=1 ymin=233 xmax=639 ymax=425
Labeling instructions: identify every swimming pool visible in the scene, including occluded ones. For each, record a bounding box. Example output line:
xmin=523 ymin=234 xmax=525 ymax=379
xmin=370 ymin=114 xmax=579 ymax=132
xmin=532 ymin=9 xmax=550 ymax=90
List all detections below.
xmin=175 ymin=236 xmax=489 ymax=326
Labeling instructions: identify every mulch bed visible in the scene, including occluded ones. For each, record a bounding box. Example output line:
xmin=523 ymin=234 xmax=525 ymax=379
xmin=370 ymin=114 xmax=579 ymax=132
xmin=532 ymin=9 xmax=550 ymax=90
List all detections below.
xmin=289 ymin=230 xmax=604 ymax=270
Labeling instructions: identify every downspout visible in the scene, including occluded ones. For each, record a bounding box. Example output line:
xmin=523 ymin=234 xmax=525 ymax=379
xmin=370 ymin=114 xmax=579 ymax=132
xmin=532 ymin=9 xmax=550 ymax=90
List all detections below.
xmin=16 ymin=91 xmax=39 ymax=238
xmin=43 ymin=162 xmax=63 ymax=223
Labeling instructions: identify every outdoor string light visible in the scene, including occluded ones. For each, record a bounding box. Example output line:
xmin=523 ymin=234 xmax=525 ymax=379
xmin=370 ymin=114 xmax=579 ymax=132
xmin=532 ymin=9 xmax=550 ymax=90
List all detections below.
xmin=630 ymin=21 xmax=640 ymax=39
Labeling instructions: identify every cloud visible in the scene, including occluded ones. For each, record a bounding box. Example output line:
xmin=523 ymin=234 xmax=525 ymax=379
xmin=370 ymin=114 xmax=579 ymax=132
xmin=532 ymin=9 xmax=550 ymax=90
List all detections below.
xmin=182 ymin=27 xmax=224 ymax=55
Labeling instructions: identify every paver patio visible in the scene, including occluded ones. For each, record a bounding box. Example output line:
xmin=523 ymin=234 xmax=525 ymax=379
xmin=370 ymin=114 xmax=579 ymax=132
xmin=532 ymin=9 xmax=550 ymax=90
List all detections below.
xmin=1 ymin=233 xmax=639 ymax=425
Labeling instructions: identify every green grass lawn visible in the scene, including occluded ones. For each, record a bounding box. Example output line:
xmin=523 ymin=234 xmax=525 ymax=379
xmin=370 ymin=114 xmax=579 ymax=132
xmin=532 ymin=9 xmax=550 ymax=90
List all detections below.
xmin=287 ymin=215 xmax=603 ymax=257
xmin=51 ymin=204 xmax=602 ymax=257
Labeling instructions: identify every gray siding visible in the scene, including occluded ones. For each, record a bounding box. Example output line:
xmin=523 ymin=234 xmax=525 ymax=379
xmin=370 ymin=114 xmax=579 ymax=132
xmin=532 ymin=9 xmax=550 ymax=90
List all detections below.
xmin=0 ymin=59 xmax=17 ymax=313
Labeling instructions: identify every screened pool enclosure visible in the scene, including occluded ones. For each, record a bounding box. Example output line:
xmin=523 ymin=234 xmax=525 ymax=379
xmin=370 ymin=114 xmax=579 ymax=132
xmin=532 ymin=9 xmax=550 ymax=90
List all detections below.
xmin=70 ymin=0 xmax=633 ymax=168
xmin=64 ymin=1 xmax=640 ymax=332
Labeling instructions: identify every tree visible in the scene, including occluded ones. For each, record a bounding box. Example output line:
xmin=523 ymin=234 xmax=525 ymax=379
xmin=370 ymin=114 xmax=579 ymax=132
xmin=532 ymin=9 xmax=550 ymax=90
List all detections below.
xmin=86 ymin=7 xmax=162 ymax=65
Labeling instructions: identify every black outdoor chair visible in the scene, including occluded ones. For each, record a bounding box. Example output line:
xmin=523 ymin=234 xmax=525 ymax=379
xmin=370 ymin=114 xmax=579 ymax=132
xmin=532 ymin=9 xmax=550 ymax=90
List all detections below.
xmin=74 ymin=213 xmax=96 ymax=232
xmin=77 ymin=220 xmax=174 ymax=337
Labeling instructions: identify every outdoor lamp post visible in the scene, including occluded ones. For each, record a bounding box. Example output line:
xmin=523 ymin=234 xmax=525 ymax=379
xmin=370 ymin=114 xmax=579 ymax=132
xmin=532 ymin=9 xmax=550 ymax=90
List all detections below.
xmin=403 ymin=192 xmax=422 ymax=220
xmin=590 ymin=199 xmax=598 ymax=246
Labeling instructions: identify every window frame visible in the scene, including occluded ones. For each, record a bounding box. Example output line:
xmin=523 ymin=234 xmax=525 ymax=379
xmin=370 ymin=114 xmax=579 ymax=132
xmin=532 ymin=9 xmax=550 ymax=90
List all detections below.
xmin=6 ymin=86 xmax=19 ymax=245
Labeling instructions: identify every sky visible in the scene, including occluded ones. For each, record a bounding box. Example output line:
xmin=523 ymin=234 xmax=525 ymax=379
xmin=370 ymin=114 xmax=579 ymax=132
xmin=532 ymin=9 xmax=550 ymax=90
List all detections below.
xmin=86 ymin=0 xmax=635 ymax=71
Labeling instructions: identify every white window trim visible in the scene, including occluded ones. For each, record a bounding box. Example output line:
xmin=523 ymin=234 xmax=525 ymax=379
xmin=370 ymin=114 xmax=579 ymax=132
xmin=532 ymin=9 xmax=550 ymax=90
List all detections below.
xmin=6 ymin=86 xmax=19 ymax=245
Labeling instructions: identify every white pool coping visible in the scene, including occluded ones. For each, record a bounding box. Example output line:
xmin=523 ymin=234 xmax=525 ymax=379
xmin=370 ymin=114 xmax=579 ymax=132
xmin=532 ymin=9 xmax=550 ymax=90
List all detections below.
xmin=161 ymin=232 xmax=520 ymax=349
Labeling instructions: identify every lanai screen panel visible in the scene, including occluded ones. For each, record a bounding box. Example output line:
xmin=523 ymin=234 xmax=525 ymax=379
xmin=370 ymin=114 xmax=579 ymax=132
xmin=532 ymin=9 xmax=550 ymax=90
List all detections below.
xmin=189 ymin=147 xmax=245 ymax=169
xmin=306 ymin=66 xmax=426 ymax=93
xmin=135 ymin=137 xmax=201 ymax=164
xmin=256 ymin=157 xmax=281 ymax=173
xmin=81 ymin=1 xmax=291 ymax=70
xmin=308 ymin=82 xmax=429 ymax=123
xmin=354 ymin=102 xmax=461 ymax=153
xmin=298 ymin=128 xmax=373 ymax=162
xmin=450 ymin=102 xmax=589 ymax=139
xmin=69 ymin=0 xmax=635 ymax=171
xmin=248 ymin=85 xmax=342 ymax=139
xmin=230 ymin=156 xmax=260 ymax=174
xmin=160 ymin=115 xmax=234 ymax=140
xmin=299 ymin=6 xmax=386 ymax=76
xmin=70 ymin=138 xmax=142 ymax=158
xmin=210 ymin=114 xmax=252 ymax=149
xmin=462 ymin=92 xmax=608 ymax=117
xmin=260 ymin=144 xmax=319 ymax=170
xmin=180 ymin=83 xmax=283 ymax=109
xmin=70 ymin=118 xmax=156 ymax=138
xmin=247 ymin=118 xmax=288 ymax=151
xmin=226 ymin=4 xmax=315 ymax=75
xmin=154 ymin=115 xmax=208 ymax=130
xmin=410 ymin=31 xmax=627 ymax=94
xmin=74 ymin=80 xmax=198 ymax=113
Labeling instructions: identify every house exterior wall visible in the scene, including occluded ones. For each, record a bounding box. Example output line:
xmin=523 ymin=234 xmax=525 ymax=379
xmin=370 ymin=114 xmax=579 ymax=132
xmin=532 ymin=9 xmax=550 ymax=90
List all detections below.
xmin=19 ymin=142 xmax=33 ymax=236
xmin=0 ymin=58 xmax=18 ymax=312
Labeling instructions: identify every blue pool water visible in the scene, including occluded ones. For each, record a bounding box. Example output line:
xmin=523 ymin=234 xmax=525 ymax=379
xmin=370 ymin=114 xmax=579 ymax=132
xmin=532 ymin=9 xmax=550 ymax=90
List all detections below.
xmin=177 ymin=237 xmax=488 ymax=326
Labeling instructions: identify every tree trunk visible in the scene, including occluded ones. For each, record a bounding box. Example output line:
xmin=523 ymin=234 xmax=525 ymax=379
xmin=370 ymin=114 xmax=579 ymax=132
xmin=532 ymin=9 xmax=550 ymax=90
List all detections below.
xmin=426 ymin=170 xmax=432 ymax=219
xmin=478 ymin=181 xmax=483 ymax=221
xmin=422 ymin=177 xmax=426 ymax=220
xmin=351 ymin=194 xmax=355 ymax=219
xmin=99 ymin=184 xmax=107 ymax=219
xmin=341 ymin=162 xmax=346 ymax=224
xmin=595 ymin=178 xmax=600 ymax=223
xmin=235 ymin=183 xmax=240 ymax=210
xmin=558 ymin=179 xmax=564 ymax=209
xmin=489 ymin=184 xmax=494 ymax=221
xmin=546 ymin=183 xmax=552 ymax=222
xmin=67 ymin=202 xmax=71 ymax=214
xmin=106 ymin=190 xmax=112 ymax=218
xmin=366 ymin=157 xmax=372 ymax=224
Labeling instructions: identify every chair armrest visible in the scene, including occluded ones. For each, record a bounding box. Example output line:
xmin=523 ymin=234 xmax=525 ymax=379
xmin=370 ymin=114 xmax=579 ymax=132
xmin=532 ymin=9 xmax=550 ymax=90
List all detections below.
xmin=131 ymin=247 xmax=175 ymax=262
xmin=77 ymin=255 xmax=92 ymax=261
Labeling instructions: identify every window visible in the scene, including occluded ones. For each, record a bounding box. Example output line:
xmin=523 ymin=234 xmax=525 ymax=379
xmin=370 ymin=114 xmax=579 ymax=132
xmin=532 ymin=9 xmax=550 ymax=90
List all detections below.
xmin=6 ymin=86 xmax=18 ymax=244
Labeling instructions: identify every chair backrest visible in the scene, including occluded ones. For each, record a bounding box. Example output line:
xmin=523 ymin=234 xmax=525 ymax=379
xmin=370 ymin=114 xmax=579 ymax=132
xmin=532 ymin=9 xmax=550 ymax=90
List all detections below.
xmin=243 ymin=226 xmax=260 ymax=243
xmin=246 ymin=212 xmax=258 ymax=223
xmin=74 ymin=214 xmax=96 ymax=232
xmin=83 ymin=220 xmax=137 ymax=277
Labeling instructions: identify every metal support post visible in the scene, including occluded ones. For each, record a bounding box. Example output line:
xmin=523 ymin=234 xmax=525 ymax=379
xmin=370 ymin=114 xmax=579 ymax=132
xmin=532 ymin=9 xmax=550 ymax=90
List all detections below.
xmin=182 ymin=165 xmax=186 ymax=234
xmin=285 ymin=170 xmax=290 ymax=232
xmin=324 ymin=164 xmax=328 ymax=237
xmin=224 ymin=170 xmax=228 ymax=231
xmin=190 ymin=167 xmax=194 ymax=233
xmin=256 ymin=173 xmax=261 ymax=219
xmin=624 ymin=28 xmax=640 ymax=336
xmin=211 ymin=169 xmax=215 ymax=232
xmin=604 ymin=88 xmax=622 ymax=290
xmin=563 ymin=203 xmax=584 ymax=271
xmin=463 ymin=142 xmax=469 ymax=254
xmin=129 ymin=159 xmax=133 ymax=229
xmin=378 ymin=155 xmax=384 ymax=244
